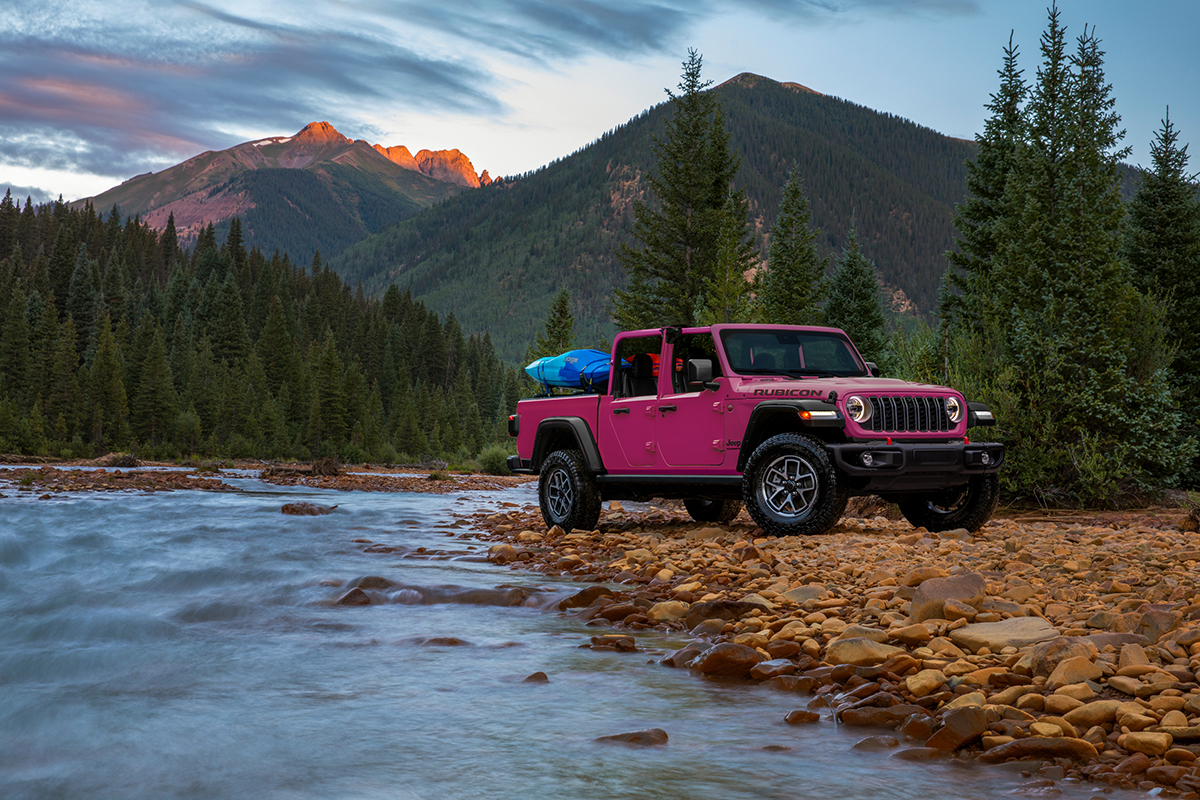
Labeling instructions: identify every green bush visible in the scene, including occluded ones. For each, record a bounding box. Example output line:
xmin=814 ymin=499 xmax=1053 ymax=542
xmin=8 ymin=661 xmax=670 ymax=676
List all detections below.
xmin=478 ymin=444 xmax=512 ymax=475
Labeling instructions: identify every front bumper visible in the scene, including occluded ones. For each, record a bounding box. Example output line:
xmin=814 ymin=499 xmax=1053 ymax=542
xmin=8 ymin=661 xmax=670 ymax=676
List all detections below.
xmin=827 ymin=441 xmax=1004 ymax=492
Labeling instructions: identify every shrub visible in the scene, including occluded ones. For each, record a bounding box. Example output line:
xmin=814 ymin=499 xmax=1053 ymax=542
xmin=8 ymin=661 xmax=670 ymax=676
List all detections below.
xmin=478 ymin=443 xmax=512 ymax=475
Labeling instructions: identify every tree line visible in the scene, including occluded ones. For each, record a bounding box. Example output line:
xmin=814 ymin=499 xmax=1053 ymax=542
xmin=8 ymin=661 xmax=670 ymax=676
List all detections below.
xmin=0 ymin=197 xmax=523 ymax=465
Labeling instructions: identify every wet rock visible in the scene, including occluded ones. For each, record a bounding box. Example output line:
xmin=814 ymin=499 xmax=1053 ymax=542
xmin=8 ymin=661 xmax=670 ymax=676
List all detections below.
xmin=682 ymin=600 xmax=768 ymax=630
xmin=763 ymin=675 xmax=816 ymax=692
xmin=335 ymin=587 xmax=370 ymax=606
xmin=688 ymin=643 xmax=764 ymax=678
xmin=524 ymin=671 xmax=549 ymax=683
xmin=840 ymin=704 xmax=927 ymax=727
xmin=595 ymin=603 xmax=641 ymax=622
xmin=1147 ymin=765 xmax=1190 ymax=786
xmin=825 ymin=638 xmax=905 ymax=667
xmin=977 ymin=737 xmax=1099 ymax=763
xmin=853 ymin=735 xmax=899 ymax=750
xmin=661 ymin=643 xmax=707 ymax=668
xmin=647 ymin=600 xmax=689 ymax=622
xmin=909 ymin=572 xmax=985 ymax=623
xmin=784 ymin=710 xmax=820 ymax=724
xmin=949 ymin=617 xmax=1058 ymax=652
xmin=352 ymin=576 xmax=394 ymax=590
xmin=750 ymin=659 xmax=796 ymax=680
xmin=590 ymin=635 xmax=637 ymax=652
xmin=892 ymin=747 xmax=942 ymax=760
xmin=898 ymin=714 xmax=936 ymax=740
xmin=559 ymin=585 xmax=615 ymax=610
xmin=927 ymin=706 xmax=987 ymax=751
xmin=488 ymin=544 xmax=520 ymax=564
xmin=282 ymin=501 xmax=338 ymax=515
xmin=595 ymin=728 xmax=668 ymax=745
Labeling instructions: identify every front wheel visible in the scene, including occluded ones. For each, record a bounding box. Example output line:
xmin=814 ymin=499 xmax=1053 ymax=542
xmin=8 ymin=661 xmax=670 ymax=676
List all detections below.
xmin=683 ymin=497 xmax=743 ymax=524
xmin=538 ymin=449 xmax=602 ymax=533
xmin=896 ymin=473 xmax=999 ymax=533
xmin=742 ymin=433 xmax=845 ymax=537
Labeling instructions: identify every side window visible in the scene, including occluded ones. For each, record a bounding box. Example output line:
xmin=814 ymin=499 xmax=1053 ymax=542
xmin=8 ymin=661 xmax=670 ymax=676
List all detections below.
xmin=612 ymin=336 xmax=662 ymax=398
xmin=671 ymin=333 xmax=719 ymax=394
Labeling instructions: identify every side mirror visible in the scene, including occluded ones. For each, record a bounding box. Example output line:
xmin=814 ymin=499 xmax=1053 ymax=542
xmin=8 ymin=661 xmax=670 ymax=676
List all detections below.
xmin=865 ymin=361 xmax=880 ymax=377
xmin=687 ymin=358 xmax=713 ymax=387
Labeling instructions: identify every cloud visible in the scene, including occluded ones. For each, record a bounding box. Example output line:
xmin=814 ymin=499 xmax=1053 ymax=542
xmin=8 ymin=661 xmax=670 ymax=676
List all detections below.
xmin=1 ymin=184 xmax=56 ymax=206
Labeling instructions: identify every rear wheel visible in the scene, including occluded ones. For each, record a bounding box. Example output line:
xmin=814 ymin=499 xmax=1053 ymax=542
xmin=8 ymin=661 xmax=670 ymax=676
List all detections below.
xmin=538 ymin=449 xmax=602 ymax=533
xmin=683 ymin=497 xmax=743 ymax=524
xmin=742 ymin=433 xmax=845 ymax=537
xmin=897 ymin=473 xmax=999 ymax=533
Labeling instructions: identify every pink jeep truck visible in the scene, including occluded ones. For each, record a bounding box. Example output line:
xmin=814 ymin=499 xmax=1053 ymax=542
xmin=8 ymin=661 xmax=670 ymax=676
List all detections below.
xmin=507 ymin=324 xmax=1003 ymax=536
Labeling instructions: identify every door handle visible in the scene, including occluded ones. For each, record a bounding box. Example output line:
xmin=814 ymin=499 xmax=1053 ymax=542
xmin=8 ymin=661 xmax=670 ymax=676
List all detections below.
xmin=658 ymin=404 xmax=677 ymax=412
xmin=612 ymin=407 xmax=630 ymax=415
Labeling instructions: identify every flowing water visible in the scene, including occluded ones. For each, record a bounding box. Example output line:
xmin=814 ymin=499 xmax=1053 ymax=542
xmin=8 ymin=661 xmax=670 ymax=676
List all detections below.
xmin=0 ymin=472 xmax=1131 ymax=800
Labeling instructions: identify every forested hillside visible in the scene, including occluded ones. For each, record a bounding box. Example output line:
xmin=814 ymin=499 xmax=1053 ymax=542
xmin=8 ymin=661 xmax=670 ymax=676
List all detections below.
xmin=0 ymin=194 xmax=523 ymax=463
xmin=331 ymin=74 xmax=980 ymax=360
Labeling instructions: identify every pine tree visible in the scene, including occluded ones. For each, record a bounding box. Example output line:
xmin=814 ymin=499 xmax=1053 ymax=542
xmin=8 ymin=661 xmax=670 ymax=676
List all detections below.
xmin=698 ymin=190 xmax=759 ymax=324
xmin=526 ymin=285 xmax=576 ymax=363
xmin=0 ymin=283 xmax=30 ymax=404
xmin=67 ymin=244 xmax=98 ymax=356
xmin=945 ymin=33 xmax=1027 ymax=329
xmin=132 ymin=325 xmax=176 ymax=446
xmin=1124 ymin=112 xmax=1200 ymax=402
xmin=825 ymin=227 xmax=892 ymax=370
xmin=89 ymin=314 xmax=129 ymax=450
xmin=761 ymin=167 xmax=825 ymax=324
xmin=612 ymin=49 xmax=740 ymax=328
xmin=307 ymin=333 xmax=347 ymax=451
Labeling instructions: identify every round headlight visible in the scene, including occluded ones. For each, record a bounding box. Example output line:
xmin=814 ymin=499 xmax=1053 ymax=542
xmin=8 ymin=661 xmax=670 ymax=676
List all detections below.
xmin=846 ymin=395 xmax=872 ymax=423
xmin=945 ymin=396 xmax=964 ymax=424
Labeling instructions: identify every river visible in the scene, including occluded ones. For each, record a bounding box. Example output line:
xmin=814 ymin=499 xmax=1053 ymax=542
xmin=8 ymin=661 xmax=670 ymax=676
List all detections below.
xmin=0 ymin=471 xmax=1134 ymax=799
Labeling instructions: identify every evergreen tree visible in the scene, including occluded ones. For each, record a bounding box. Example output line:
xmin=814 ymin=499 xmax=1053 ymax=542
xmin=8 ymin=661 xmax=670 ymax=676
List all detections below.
xmin=698 ymin=190 xmax=759 ymax=324
xmin=945 ymin=33 xmax=1028 ymax=328
xmin=526 ymin=285 xmax=576 ymax=363
xmin=67 ymin=244 xmax=97 ymax=356
xmin=612 ymin=49 xmax=740 ymax=328
xmin=307 ymin=333 xmax=347 ymax=450
xmin=89 ymin=314 xmax=129 ymax=450
xmin=132 ymin=326 xmax=176 ymax=446
xmin=761 ymin=167 xmax=825 ymax=324
xmin=210 ymin=272 xmax=250 ymax=364
xmin=825 ymin=227 xmax=892 ymax=371
xmin=0 ymin=283 xmax=30 ymax=403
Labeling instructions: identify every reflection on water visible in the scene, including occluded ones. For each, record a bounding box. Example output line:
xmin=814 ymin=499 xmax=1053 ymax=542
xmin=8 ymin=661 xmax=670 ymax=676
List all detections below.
xmin=0 ymin=476 xmax=1130 ymax=800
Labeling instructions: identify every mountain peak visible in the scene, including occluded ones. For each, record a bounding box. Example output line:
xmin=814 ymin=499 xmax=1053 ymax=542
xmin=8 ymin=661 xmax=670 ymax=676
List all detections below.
xmin=295 ymin=121 xmax=347 ymax=144
xmin=717 ymin=73 xmax=823 ymax=96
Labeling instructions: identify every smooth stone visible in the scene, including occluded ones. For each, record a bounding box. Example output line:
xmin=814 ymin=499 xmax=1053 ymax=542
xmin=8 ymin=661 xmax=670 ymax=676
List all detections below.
xmin=781 ymin=585 xmax=828 ymax=604
xmin=840 ymin=704 xmax=927 ymax=727
xmin=335 ymin=587 xmax=370 ymax=606
xmin=784 ymin=710 xmax=820 ymax=724
xmin=926 ymin=706 xmax=987 ymax=751
xmin=523 ymin=671 xmax=549 ymax=683
xmin=1054 ymin=683 xmax=1095 ymax=701
xmin=1147 ymin=766 xmax=1190 ymax=786
xmin=950 ymin=617 xmax=1058 ymax=652
xmin=683 ymin=600 xmax=769 ymax=630
xmin=1119 ymin=642 xmax=1151 ymax=668
xmin=1063 ymin=699 xmax=1123 ymax=728
xmin=1124 ymin=731 xmax=1173 ymax=756
xmin=836 ymin=624 xmax=888 ymax=643
xmin=906 ymin=669 xmax=947 ymax=698
xmin=1030 ymin=637 xmax=1099 ymax=678
xmin=825 ymin=638 xmax=905 ymax=667
xmin=944 ymin=691 xmax=986 ymax=709
xmin=281 ymin=501 xmax=337 ymax=515
xmin=977 ymin=737 xmax=1098 ymax=763
xmin=750 ymin=659 xmax=796 ymax=680
xmin=1046 ymin=656 xmax=1103 ymax=690
xmin=902 ymin=567 xmax=948 ymax=587
xmin=1029 ymin=721 xmax=1063 ymax=737
xmin=688 ymin=643 xmax=765 ymax=678
xmin=890 ymin=623 xmax=933 ymax=646
xmin=1044 ymin=694 xmax=1084 ymax=715
xmin=1107 ymin=674 xmax=1142 ymax=696
xmin=595 ymin=728 xmax=668 ymax=746
xmin=647 ymin=600 xmax=690 ymax=621
xmin=909 ymin=573 xmax=985 ymax=623
xmin=559 ymin=586 xmax=615 ymax=610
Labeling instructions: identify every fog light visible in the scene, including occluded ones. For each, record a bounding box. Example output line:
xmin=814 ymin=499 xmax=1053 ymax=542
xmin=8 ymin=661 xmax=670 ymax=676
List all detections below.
xmin=861 ymin=452 xmax=875 ymax=467
xmin=980 ymin=452 xmax=991 ymax=466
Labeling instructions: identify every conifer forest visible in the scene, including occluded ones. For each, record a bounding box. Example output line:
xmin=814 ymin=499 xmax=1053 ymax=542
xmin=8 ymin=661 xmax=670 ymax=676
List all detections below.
xmin=0 ymin=201 xmax=524 ymax=466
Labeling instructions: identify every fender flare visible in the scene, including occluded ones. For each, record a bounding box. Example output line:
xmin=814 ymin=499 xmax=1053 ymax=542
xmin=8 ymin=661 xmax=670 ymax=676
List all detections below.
xmin=531 ymin=417 xmax=605 ymax=473
xmin=736 ymin=400 xmax=844 ymax=472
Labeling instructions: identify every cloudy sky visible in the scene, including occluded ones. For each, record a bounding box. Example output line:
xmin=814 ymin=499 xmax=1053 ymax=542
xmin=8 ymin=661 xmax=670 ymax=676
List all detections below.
xmin=2 ymin=0 xmax=1198 ymax=204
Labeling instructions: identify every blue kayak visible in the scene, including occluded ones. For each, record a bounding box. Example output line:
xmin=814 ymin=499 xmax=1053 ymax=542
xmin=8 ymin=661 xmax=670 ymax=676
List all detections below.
xmin=525 ymin=349 xmax=611 ymax=392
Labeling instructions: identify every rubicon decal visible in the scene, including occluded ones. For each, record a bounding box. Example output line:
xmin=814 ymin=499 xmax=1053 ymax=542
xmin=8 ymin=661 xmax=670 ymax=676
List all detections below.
xmin=750 ymin=388 xmax=825 ymax=397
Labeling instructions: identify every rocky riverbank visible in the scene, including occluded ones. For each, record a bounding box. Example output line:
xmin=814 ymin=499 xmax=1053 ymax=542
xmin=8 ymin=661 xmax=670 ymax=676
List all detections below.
xmin=0 ymin=465 xmax=241 ymax=495
xmin=466 ymin=499 xmax=1200 ymax=796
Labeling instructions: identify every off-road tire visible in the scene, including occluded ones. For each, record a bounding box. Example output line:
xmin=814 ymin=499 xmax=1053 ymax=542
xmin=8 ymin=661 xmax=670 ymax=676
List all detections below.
xmin=683 ymin=497 xmax=743 ymax=524
xmin=896 ymin=473 xmax=999 ymax=533
xmin=742 ymin=433 xmax=846 ymax=537
xmin=538 ymin=449 xmax=602 ymax=533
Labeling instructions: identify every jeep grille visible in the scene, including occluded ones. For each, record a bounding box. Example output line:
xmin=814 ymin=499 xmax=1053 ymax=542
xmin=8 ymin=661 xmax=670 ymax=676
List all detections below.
xmin=867 ymin=395 xmax=953 ymax=433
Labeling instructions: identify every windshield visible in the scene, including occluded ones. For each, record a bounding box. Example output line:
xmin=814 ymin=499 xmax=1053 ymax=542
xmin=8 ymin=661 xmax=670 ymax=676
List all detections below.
xmin=719 ymin=329 xmax=867 ymax=377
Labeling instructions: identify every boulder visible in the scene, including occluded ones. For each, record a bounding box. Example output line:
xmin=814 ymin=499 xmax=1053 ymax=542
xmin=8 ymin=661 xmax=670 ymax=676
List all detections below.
xmin=1046 ymin=655 xmax=1103 ymax=689
xmin=909 ymin=572 xmax=985 ymax=623
xmin=335 ymin=587 xmax=370 ymax=606
xmin=825 ymin=638 xmax=906 ymax=667
xmin=282 ymin=501 xmax=338 ymax=515
xmin=647 ymin=600 xmax=689 ymax=622
xmin=977 ymin=737 xmax=1098 ymax=763
xmin=926 ymin=706 xmax=987 ymax=751
xmin=950 ymin=617 xmax=1058 ymax=653
xmin=1119 ymin=642 xmax=1150 ymax=668
xmin=905 ymin=669 xmax=947 ymax=698
xmin=559 ymin=586 xmax=615 ymax=610
xmin=595 ymin=728 xmax=668 ymax=745
xmin=1029 ymin=637 xmax=1099 ymax=678
xmin=523 ymin=671 xmax=549 ymax=683
xmin=688 ymin=643 xmax=764 ymax=678
xmin=1124 ymin=731 xmax=1174 ymax=756
xmin=683 ymin=600 xmax=768 ymax=630
xmin=1146 ymin=766 xmax=1191 ymax=786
